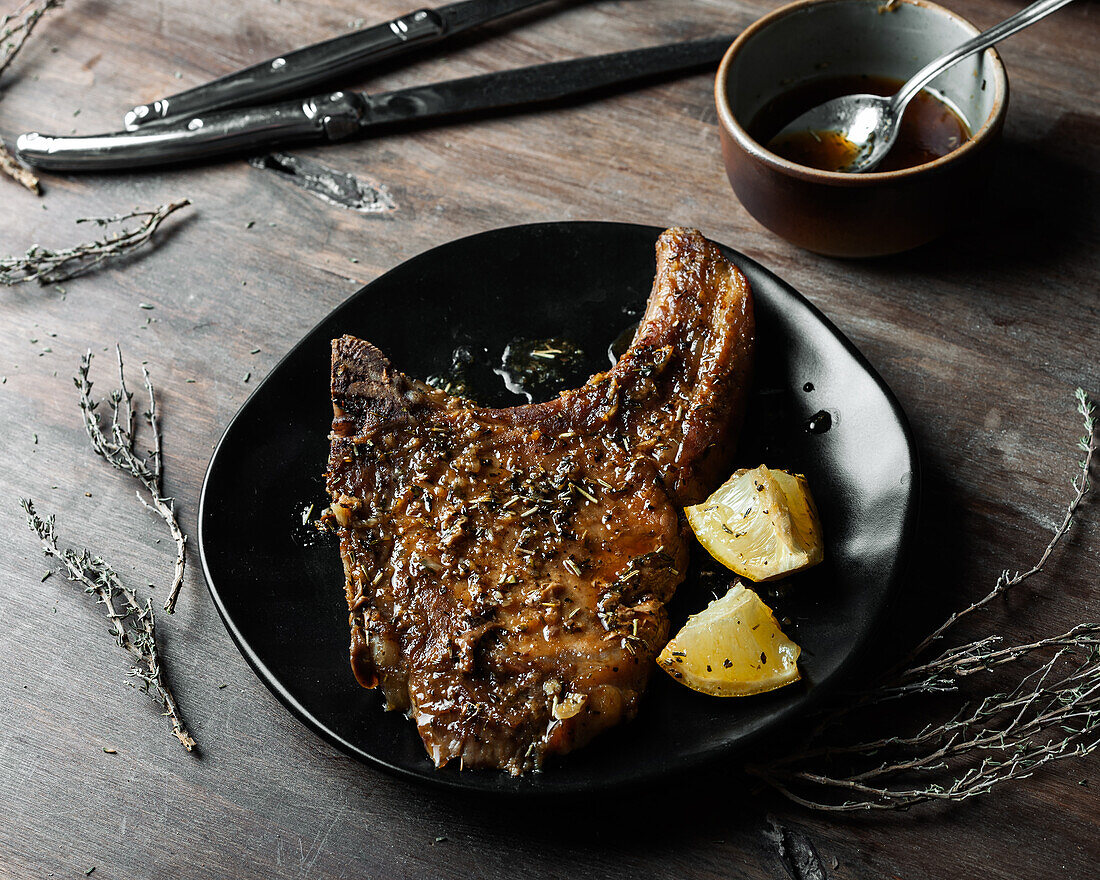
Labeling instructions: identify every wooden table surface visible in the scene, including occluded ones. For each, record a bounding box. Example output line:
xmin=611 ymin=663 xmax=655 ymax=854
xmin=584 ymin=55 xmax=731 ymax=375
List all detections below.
xmin=1 ymin=1 xmax=1097 ymax=877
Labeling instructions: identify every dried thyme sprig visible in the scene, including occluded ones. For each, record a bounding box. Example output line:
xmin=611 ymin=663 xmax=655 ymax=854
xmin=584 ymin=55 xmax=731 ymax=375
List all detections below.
xmin=77 ymin=347 xmax=187 ymax=613
xmin=0 ymin=0 xmax=62 ymax=80
xmin=21 ymin=498 xmax=196 ymax=751
xmin=0 ymin=0 xmax=64 ymax=193
xmin=0 ymin=200 xmax=191 ymax=285
xmin=748 ymin=388 xmax=1099 ymax=811
xmin=752 ymin=626 xmax=1100 ymax=811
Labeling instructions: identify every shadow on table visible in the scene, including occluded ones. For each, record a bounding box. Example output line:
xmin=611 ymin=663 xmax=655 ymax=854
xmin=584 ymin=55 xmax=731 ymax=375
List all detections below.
xmin=873 ymin=118 xmax=1099 ymax=286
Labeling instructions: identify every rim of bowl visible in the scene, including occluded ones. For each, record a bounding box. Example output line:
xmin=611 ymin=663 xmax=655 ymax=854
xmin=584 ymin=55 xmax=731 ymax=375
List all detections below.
xmin=714 ymin=0 xmax=1009 ymax=185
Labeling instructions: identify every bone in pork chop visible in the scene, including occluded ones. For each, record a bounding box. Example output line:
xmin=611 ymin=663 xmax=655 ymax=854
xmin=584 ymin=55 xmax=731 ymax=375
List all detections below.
xmin=325 ymin=228 xmax=754 ymax=774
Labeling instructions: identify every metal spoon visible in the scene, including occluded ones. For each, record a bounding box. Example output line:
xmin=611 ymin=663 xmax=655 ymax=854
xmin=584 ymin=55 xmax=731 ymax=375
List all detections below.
xmin=776 ymin=0 xmax=1076 ymax=173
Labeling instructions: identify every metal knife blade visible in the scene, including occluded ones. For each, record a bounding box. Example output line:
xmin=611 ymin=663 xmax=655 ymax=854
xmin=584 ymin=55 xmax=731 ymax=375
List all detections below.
xmin=124 ymin=0 xmax=552 ymax=129
xmin=18 ymin=35 xmax=736 ymax=172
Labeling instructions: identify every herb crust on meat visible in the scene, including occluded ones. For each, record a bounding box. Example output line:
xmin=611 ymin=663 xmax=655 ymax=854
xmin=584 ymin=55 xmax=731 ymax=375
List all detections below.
xmin=325 ymin=228 xmax=754 ymax=774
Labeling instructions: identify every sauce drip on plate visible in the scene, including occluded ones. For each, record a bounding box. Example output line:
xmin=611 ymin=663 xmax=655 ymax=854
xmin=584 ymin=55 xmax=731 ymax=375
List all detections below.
xmin=750 ymin=75 xmax=970 ymax=173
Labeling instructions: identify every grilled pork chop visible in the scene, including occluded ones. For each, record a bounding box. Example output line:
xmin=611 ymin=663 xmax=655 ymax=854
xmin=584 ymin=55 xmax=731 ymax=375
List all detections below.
xmin=326 ymin=228 xmax=754 ymax=774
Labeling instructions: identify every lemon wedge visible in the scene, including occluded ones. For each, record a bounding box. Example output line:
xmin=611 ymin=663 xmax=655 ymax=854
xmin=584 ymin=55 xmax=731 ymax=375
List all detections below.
xmin=657 ymin=582 xmax=801 ymax=696
xmin=685 ymin=465 xmax=823 ymax=582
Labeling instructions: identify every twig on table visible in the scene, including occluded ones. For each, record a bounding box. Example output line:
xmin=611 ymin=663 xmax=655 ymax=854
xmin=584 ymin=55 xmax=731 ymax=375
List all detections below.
xmin=0 ymin=0 xmax=62 ymax=80
xmin=0 ymin=141 xmax=39 ymax=192
xmin=0 ymin=200 xmax=190 ymax=286
xmin=21 ymin=499 xmax=196 ymax=750
xmin=0 ymin=0 xmax=65 ymax=193
xmin=748 ymin=388 xmax=1099 ymax=811
xmin=77 ymin=347 xmax=188 ymax=613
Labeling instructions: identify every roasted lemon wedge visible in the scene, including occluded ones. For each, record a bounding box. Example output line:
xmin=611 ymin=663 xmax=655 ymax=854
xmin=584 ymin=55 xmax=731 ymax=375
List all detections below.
xmin=685 ymin=465 xmax=823 ymax=582
xmin=657 ymin=582 xmax=800 ymax=696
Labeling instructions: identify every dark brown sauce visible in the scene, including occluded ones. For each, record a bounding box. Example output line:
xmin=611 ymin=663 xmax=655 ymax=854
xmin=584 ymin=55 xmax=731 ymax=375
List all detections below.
xmin=494 ymin=337 xmax=588 ymax=403
xmin=750 ymin=75 xmax=970 ymax=173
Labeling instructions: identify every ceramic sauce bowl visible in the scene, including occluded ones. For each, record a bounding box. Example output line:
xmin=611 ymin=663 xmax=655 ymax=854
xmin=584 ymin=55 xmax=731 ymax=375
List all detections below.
xmin=715 ymin=0 xmax=1008 ymax=257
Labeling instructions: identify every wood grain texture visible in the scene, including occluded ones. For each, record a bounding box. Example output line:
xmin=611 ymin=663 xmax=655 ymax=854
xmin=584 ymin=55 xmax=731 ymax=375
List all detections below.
xmin=0 ymin=0 xmax=1097 ymax=877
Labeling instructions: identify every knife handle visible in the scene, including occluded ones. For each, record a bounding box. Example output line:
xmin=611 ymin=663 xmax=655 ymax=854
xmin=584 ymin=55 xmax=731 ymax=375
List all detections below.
xmin=124 ymin=9 xmax=445 ymax=130
xmin=18 ymin=92 xmax=368 ymax=172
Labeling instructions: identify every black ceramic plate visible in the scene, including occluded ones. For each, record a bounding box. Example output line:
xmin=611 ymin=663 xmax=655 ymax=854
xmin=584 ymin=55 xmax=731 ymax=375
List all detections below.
xmin=199 ymin=222 xmax=918 ymax=794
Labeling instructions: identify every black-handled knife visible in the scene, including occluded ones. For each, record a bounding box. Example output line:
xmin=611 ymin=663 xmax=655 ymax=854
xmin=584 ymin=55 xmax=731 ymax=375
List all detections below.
xmin=124 ymin=0 xmax=552 ymax=129
xmin=17 ymin=35 xmax=735 ymax=172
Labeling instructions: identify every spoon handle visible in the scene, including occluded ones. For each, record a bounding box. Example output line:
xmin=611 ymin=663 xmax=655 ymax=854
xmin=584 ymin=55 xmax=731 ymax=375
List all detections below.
xmin=890 ymin=0 xmax=1077 ymax=114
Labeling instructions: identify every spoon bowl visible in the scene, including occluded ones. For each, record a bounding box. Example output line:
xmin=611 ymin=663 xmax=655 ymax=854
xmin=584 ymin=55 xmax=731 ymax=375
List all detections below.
xmin=777 ymin=94 xmax=896 ymax=173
